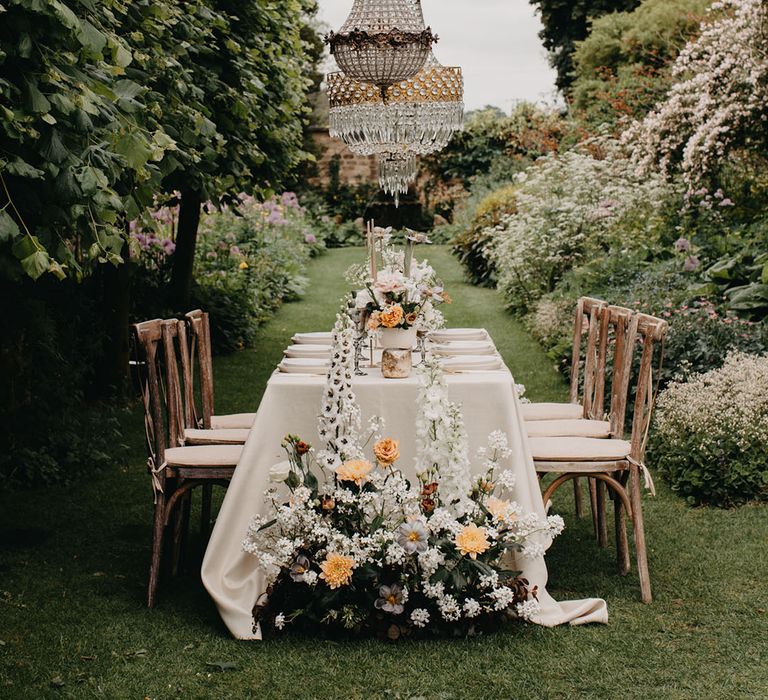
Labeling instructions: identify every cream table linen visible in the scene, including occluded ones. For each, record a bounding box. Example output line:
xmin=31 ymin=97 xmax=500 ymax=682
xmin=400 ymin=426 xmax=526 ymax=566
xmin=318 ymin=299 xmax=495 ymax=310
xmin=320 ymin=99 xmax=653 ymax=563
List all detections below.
xmin=201 ymin=342 xmax=607 ymax=639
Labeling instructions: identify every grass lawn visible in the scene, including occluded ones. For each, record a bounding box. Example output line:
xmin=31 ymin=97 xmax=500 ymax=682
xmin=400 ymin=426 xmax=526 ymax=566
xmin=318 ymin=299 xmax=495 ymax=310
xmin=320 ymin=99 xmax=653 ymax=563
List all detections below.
xmin=1 ymin=247 xmax=766 ymax=699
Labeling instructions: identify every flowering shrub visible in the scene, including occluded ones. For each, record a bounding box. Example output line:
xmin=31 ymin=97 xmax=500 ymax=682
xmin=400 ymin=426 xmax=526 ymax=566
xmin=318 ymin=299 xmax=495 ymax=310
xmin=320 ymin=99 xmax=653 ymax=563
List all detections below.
xmin=627 ymin=0 xmax=768 ymax=188
xmin=131 ymin=192 xmax=327 ymax=352
xmin=243 ymin=316 xmax=562 ymax=638
xmin=452 ymin=184 xmax=518 ymax=288
xmin=650 ymin=352 xmax=768 ymax=506
xmin=488 ymin=138 xmax=673 ymax=314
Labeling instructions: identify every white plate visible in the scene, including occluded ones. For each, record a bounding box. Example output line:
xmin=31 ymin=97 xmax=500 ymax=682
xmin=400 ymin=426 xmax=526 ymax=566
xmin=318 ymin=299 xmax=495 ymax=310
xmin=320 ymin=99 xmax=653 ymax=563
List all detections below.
xmin=291 ymin=331 xmax=334 ymax=345
xmin=278 ymin=358 xmax=330 ymax=374
xmin=431 ymin=341 xmax=496 ymax=356
xmin=284 ymin=344 xmax=333 ymax=358
xmin=440 ymin=355 xmax=502 ymax=372
xmin=429 ymin=328 xmax=488 ymax=342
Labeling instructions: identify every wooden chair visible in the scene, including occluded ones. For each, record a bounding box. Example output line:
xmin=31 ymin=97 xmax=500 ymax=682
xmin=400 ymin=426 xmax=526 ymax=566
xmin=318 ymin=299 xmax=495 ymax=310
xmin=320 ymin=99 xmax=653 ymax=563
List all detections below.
xmin=185 ymin=310 xmax=257 ymax=430
xmin=522 ymin=297 xmax=607 ymax=517
xmin=132 ymin=319 xmax=242 ymax=608
xmin=530 ymin=312 xmax=668 ymax=603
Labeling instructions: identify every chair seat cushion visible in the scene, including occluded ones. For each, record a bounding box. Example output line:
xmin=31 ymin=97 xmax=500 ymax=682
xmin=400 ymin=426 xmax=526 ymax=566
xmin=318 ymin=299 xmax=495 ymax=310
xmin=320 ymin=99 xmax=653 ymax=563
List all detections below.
xmin=184 ymin=428 xmax=250 ymax=445
xmin=529 ymin=436 xmax=631 ymax=462
xmin=211 ymin=413 xmax=257 ymax=429
xmin=522 ymin=402 xmax=583 ymax=421
xmin=527 ymin=419 xmax=612 ymax=439
xmin=165 ymin=445 xmax=242 ymax=467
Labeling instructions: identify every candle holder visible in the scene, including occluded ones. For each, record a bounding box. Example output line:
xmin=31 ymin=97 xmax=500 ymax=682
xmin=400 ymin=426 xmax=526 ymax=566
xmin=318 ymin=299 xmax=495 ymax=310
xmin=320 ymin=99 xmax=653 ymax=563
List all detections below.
xmin=348 ymin=307 xmax=369 ymax=376
xmin=416 ymin=329 xmax=428 ymax=365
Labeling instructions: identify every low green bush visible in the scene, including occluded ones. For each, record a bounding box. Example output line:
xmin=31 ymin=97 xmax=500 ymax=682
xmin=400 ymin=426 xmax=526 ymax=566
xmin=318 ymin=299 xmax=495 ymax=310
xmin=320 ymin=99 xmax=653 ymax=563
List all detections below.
xmin=452 ymin=184 xmax=517 ymax=288
xmin=650 ymin=352 xmax=768 ymax=507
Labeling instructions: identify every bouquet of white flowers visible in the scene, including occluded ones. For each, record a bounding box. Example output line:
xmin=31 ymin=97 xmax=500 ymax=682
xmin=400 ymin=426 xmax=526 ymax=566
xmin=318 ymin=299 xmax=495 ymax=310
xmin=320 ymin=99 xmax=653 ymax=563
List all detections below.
xmin=243 ymin=320 xmax=562 ymax=639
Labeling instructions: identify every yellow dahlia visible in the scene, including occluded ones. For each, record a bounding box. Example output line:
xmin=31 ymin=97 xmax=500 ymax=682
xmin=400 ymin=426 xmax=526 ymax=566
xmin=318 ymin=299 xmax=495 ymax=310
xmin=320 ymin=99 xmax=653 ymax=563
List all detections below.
xmin=335 ymin=459 xmax=373 ymax=486
xmin=319 ymin=553 xmax=355 ymax=589
xmin=379 ymin=304 xmax=404 ymax=328
xmin=374 ymin=438 xmax=400 ymax=466
xmin=455 ymin=523 xmax=491 ymax=559
xmin=486 ymin=496 xmax=517 ymax=523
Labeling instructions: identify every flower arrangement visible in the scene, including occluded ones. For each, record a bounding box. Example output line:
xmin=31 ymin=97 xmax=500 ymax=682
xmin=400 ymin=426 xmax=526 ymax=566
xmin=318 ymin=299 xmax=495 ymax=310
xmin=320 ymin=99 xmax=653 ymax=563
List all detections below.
xmin=351 ymin=228 xmax=450 ymax=333
xmin=243 ymin=318 xmax=563 ymax=639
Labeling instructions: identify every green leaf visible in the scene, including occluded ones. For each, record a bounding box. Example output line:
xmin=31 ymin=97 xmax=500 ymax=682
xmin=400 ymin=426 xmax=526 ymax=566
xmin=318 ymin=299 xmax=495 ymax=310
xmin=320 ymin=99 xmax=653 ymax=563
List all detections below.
xmin=77 ymin=20 xmax=107 ymax=54
xmin=0 ymin=210 xmax=21 ymax=241
xmin=20 ymin=250 xmax=52 ymax=280
xmin=5 ymin=159 xmax=44 ymax=179
xmin=761 ymin=261 xmax=768 ymax=285
xmin=114 ymin=132 xmax=152 ymax=170
xmin=25 ymin=81 xmax=51 ymax=114
xmin=205 ymin=661 xmax=238 ymax=672
xmin=114 ymin=80 xmax=144 ymax=100
xmin=76 ymin=166 xmax=108 ymax=195
xmin=42 ymin=129 xmax=69 ymax=164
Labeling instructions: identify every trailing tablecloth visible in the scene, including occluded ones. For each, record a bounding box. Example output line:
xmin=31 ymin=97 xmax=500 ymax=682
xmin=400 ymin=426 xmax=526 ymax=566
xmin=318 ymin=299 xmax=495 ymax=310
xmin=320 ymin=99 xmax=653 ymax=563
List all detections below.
xmin=202 ymin=356 xmax=607 ymax=638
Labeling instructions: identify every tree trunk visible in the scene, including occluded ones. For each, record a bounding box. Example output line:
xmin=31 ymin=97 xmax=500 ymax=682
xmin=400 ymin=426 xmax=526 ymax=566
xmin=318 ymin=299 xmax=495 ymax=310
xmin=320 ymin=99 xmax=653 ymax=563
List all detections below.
xmin=170 ymin=187 xmax=202 ymax=310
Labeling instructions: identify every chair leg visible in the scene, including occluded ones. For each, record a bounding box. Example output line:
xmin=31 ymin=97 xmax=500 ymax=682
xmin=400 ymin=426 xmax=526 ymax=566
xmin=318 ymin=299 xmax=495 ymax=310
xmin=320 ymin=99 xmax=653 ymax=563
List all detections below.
xmin=629 ymin=465 xmax=652 ymax=603
xmin=596 ymin=480 xmax=609 ymax=548
xmin=170 ymin=491 xmax=192 ymax=577
xmin=589 ymin=478 xmax=599 ymax=536
xmin=573 ymin=478 xmax=584 ymax=519
xmin=147 ymin=497 xmax=167 ymax=609
xmin=614 ymin=496 xmax=631 ymax=575
xmin=201 ymin=483 xmax=213 ymax=543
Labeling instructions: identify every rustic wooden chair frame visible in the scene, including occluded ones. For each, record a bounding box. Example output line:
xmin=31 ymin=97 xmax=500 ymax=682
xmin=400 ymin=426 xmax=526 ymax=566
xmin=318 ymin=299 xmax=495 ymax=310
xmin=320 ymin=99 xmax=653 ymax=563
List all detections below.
xmin=567 ymin=297 xmax=607 ymax=518
xmin=535 ymin=312 xmax=668 ymax=603
xmin=132 ymin=318 xmax=234 ymax=608
xmin=184 ymin=309 xmax=215 ymax=430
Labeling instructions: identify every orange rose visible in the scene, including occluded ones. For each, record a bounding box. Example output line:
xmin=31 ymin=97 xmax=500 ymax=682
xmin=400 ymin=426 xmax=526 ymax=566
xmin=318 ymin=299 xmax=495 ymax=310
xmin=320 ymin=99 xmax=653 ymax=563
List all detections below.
xmin=405 ymin=312 xmax=418 ymax=325
xmin=368 ymin=311 xmax=382 ymax=330
xmin=441 ymin=291 xmax=452 ymax=304
xmin=336 ymin=459 xmax=373 ymax=486
xmin=374 ymin=438 xmax=400 ymax=465
xmin=379 ymin=304 xmax=404 ymax=328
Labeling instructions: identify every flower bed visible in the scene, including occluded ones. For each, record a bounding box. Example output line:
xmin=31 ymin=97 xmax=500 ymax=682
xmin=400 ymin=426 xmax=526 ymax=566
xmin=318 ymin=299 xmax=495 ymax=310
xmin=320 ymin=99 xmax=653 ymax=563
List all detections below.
xmin=650 ymin=352 xmax=768 ymax=506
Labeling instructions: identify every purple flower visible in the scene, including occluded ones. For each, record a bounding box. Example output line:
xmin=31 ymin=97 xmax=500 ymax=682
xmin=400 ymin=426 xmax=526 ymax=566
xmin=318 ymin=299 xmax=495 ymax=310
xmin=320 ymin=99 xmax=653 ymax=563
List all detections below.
xmin=683 ymin=255 xmax=700 ymax=272
xmin=674 ymin=237 xmax=691 ymax=252
xmin=304 ymin=233 xmax=317 ymax=244
xmin=230 ymin=246 xmax=241 ymax=256
xmin=162 ymin=240 xmax=176 ymax=255
xmin=290 ymin=555 xmax=311 ymax=582
xmin=719 ymin=198 xmax=734 ymax=207
xmin=206 ymin=251 xmax=217 ymax=260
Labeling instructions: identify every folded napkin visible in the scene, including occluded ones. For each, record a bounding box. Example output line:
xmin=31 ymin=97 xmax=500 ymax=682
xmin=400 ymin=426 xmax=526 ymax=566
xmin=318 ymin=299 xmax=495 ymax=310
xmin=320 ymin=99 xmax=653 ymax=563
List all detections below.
xmin=440 ymin=355 xmax=502 ymax=372
xmin=277 ymin=358 xmax=330 ymax=374
xmin=432 ymin=340 xmax=496 ymax=356
xmin=291 ymin=331 xmax=334 ymax=345
xmin=429 ymin=328 xmax=488 ymax=343
xmin=284 ymin=344 xmax=333 ymax=359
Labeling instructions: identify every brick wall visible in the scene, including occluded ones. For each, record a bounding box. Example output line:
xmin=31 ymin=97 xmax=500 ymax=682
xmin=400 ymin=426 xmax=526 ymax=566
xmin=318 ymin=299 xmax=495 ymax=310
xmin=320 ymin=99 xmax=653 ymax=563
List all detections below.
xmin=308 ymin=128 xmax=377 ymax=188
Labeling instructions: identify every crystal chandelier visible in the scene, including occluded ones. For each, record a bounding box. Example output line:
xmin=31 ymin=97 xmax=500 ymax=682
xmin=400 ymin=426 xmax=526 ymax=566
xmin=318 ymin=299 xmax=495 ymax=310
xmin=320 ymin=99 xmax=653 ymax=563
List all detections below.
xmin=325 ymin=0 xmax=437 ymax=94
xmin=378 ymin=152 xmax=417 ymax=203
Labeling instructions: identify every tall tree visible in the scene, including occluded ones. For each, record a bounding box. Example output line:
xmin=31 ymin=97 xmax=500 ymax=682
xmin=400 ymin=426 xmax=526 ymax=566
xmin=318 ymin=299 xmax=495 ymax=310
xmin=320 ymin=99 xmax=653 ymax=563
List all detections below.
xmin=529 ymin=0 xmax=640 ymax=93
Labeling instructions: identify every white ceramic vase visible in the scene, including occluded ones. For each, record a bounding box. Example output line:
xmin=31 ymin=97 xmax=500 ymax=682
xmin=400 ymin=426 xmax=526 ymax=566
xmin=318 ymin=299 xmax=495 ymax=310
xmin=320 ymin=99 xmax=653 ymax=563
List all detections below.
xmin=378 ymin=327 xmax=418 ymax=349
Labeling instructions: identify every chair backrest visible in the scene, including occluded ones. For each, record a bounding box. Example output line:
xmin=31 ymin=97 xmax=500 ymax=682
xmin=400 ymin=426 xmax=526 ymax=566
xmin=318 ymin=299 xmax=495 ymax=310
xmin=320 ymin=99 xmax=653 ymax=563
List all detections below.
xmin=185 ymin=309 xmax=215 ymax=429
xmin=628 ymin=313 xmax=669 ymax=462
xmin=570 ymin=297 xmax=608 ymax=412
xmin=600 ymin=305 xmax=639 ymax=436
xmin=132 ymin=319 xmax=171 ymax=483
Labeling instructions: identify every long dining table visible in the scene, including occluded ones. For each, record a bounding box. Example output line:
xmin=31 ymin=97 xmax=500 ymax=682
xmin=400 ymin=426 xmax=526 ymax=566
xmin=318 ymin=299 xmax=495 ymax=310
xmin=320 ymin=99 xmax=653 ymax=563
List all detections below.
xmin=201 ymin=329 xmax=608 ymax=639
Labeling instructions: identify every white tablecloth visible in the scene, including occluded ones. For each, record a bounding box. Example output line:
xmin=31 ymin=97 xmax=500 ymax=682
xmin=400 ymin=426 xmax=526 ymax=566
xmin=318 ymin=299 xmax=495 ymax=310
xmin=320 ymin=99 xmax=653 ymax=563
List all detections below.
xmin=202 ymin=345 xmax=607 ymax=639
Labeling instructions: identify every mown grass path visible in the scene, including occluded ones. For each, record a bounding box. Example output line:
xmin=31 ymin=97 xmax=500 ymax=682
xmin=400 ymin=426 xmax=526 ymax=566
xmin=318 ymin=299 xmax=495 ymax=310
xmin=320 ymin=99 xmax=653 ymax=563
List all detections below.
xmin=0 ymin=247 xmax=766 ymax=699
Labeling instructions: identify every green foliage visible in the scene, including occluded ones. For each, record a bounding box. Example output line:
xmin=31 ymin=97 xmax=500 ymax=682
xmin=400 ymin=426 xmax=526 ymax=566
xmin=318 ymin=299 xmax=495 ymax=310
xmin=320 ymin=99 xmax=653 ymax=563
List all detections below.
xmin=452 ymin=185 xmax=517 ymax=288
xmin=0 ymin=0 xmax=170 ymax=281
xmin=571 ymin=0 xmax=711 ymax=127
xmin=529 ymin=0 xmax=640 ymax=92
xmin=0 ymin=279 xmax=124 ymax=487
xmin=131 ymin=194 xmax=321 ymax=353
xmin=650 ymin=352 xmax=768 ymax=507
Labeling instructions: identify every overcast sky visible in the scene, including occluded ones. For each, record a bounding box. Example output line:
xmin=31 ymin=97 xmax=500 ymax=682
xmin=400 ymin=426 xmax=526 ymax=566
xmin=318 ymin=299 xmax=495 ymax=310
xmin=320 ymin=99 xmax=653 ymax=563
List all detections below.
xmin=316 ymin=0 xmax=559 ymax=112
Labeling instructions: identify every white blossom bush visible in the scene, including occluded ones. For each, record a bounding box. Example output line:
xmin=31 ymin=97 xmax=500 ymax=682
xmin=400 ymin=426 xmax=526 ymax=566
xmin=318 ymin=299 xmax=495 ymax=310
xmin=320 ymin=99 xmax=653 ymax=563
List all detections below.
xmin=650 ymin=352 xmax=768 ymax=506
xmin=488 ymin=138 xmax=672 ymax=313
xmin=627 ymin=0 xmax=768 ymax=188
